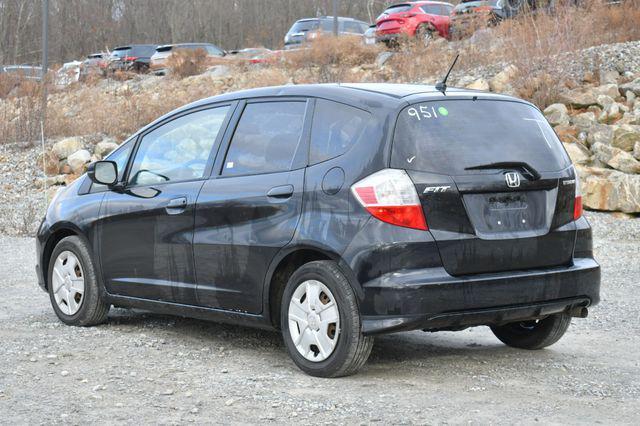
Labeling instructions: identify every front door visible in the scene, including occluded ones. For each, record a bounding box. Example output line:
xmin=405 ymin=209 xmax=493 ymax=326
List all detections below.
xmin=194 ymin=99 xmax=310 ymax=313
xmin=98 ymin=104 xmax=232 ymax=304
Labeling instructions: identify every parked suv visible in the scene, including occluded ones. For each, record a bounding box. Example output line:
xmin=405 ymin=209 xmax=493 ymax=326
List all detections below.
xmin=376 ymin=1 xmax=454 ymax=45
xmin=108 ymin=44 xmax=158 ymax=73
xmin=36 ymin=84 xmax=600 ymax=377
xmin=284 ymin=17 xmax=369 ymax=49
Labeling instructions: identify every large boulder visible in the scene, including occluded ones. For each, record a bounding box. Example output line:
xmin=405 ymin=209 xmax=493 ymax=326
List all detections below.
xmin=543 ymin=103 xmax=569 ymax=127
xmin=52 ymin=137 xmax=83 ymax=160
xmin=620 ymin=78 xmax=640 ymax=97
xmin=466 ymin=78 xmax=490 ymax=91
xmin=612 ymin=124 xmax=640 ymax=151
xmin=559 ymin=88 xmax=598 ymax=108
xmin=594 ymin=83 xmax=620 ymax=100
xmin=586 ymin=124 xmax=614 ymax=146
xmin=562 ymin=142 xmax=590 ymax=165
xmin=577 ymin=166 xmax=640 ymax=213
xmin=94 ymin=140 xmax=119 ymax=158
xmin=67 ymin=149 xmax=92 ymax=174
xmin=571 ymin=112 xmax=597 ymax=130
xmin=592 ymin=142 xmax=640 ymax=174
xmin=489 ymin=64 xmax=518 ymax=93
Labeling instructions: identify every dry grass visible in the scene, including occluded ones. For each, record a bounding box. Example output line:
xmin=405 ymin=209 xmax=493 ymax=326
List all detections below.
xmin=166 ymin=48 xmax=210 ymax=79
xmin=283 ymin=36 xmax=382 ymax=83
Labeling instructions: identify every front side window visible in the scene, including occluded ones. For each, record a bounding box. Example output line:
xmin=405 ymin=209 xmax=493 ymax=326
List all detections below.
xmin=222 ymin=102 xmax=306 ymax=176
xmin=309 ymin=100 xmax=370 ymax=164
xmin=128 ymin=106 xmax=229 ymax=186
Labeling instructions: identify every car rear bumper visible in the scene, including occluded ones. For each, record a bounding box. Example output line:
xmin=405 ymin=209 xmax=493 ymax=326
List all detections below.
xmin=360 ymin=257 xmax=600 ymax=335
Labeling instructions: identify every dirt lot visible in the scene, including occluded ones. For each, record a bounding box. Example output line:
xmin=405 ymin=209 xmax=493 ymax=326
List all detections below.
xmin=0 ymin=211 xmax=638 ymax=424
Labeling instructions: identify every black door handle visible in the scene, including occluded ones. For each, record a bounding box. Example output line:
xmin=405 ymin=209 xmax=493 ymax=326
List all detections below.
xmin=267 ymin=185 xmax=294 ymax=199
xmin=166 ymin=196 xmax=187 ymax=214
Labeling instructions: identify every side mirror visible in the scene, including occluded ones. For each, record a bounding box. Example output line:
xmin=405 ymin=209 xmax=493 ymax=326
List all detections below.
xmin=87 ymin=161 xmax=118 ymax=186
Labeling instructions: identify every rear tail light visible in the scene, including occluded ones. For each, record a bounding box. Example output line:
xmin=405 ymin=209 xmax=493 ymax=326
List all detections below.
xmin=124 ymin=56 xmax=138 ymax=62
xmin=572 ymin=166 xmax=583 ymax=220
xmin=351 ymin=169 xmax=428 ymax=231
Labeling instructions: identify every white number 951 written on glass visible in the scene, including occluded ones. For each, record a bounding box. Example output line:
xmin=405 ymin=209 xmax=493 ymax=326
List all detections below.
xmin=407 ymin=105 xmax=449 ymax=121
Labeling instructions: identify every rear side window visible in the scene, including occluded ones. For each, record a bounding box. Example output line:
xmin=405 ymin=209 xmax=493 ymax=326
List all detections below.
xmin=391 ymin=100 xmax=570 ymax=175
xmin=309 ymin=100 xmax=370 ymax=164
xmin=222 ymin=102 xmax=306 ymax=176
xmin=289 ymin=20 xmax=319 ymax=34
xmin=421 ymin=5 xmax=446 ymax=15
xmin=128 ymin=106 xmax=229 ymax=186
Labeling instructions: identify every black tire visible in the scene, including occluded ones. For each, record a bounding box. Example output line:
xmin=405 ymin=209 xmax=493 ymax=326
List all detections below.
xmin=48 ymin=236 xmax=110 ymax=326
xmin=280 ymin=261 xmax=373 ymax=378
xmin=490 ymin=313 xmax=571 ymax=350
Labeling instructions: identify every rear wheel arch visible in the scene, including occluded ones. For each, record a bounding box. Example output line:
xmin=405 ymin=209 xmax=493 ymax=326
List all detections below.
xmin=265 ymin=246 xmax=361 ymax=328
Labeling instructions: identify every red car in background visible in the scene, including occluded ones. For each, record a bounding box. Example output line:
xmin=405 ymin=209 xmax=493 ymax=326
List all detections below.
xmin=376 ymin=1 xmax=454 ymax=45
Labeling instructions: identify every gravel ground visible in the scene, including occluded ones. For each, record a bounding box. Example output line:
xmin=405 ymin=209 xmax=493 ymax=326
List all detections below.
xmin=0 ymin=211 xmax=638 ymax=424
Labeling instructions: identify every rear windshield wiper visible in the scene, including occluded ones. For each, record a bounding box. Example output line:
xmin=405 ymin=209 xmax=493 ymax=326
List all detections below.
xmin=465 ymin=161 xmax=541 ymax=180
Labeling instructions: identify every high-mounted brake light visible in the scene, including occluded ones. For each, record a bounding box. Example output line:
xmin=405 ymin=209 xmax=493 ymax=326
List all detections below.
xmin=572 ymin=166 xmax=583 ymax=220
xmin=351 ymin=169 xmax=428 ymax=230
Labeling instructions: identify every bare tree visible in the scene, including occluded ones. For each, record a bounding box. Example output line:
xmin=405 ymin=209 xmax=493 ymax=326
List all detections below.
xmin=0 ymin=0 xmax=398 ymax=65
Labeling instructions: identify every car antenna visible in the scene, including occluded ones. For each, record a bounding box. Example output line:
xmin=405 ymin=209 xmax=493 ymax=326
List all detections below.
xmin=435 ymin=54 xmax=459 ymax=95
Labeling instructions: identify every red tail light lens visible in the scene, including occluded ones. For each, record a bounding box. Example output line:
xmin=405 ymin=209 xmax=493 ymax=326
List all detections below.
xmin=572 ymin=166 xmax=583 ymax=220
xmin=124 ymin=56 xmax=138 ymax=61
xmin=352 ymin=169 xmax=428 ymax=231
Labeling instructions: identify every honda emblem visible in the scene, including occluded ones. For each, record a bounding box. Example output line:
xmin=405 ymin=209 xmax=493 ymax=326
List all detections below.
xmin=505 ymin=172 xmax=521 ymax=188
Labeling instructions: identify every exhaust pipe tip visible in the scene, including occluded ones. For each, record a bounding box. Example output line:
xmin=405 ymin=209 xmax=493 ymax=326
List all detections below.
xmin=570 ymin=306 xmax=589 ymax=318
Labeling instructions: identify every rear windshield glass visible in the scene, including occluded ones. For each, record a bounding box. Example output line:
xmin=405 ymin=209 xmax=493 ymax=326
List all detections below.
xmin=156 ymin=45 xmax=173 ymax=52
xmin=111 ymin=47 xmax=130 ymax=57
xmin=289 ymin=20 xmax=319 ymax=33
xmin=391 ymin=100 xmax=570 ymax=175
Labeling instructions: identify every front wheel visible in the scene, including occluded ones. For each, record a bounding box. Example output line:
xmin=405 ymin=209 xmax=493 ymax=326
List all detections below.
xmin=490 ymin=313 xmax=571 ymax=350
xmin=281 ymin=261 xmax=373 ymax=377
xmin=48 ymin=236 xmax=110 ymax=326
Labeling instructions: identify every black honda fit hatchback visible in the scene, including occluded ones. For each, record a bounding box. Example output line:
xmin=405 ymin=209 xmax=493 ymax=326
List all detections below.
xmin=36 ymin=84 xmax=600 ymax=377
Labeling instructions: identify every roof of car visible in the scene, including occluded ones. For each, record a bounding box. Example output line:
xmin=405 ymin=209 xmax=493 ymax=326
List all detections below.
xmin=172 ymin=83 xmax=519 ymax=112
xmin=139 ymin=83 xmax=527 ymax=137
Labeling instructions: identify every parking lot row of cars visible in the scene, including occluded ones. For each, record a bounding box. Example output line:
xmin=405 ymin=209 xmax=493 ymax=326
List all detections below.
xmin=2 ymin=1 xmax=514 ymax=83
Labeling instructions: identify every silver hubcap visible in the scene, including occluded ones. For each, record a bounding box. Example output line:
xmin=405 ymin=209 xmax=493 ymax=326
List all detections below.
xmin=288 ymin=280 xmax=340 ymax=362
xmin=52 ymin=251 xmax=85 ymax=315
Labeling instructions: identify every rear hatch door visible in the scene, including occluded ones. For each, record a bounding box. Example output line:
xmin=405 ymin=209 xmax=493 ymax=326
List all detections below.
xmin=392 ymin=98 xmax=578 ymax=276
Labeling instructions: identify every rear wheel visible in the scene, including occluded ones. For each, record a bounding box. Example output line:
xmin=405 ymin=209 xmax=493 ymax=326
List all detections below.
xmin=281 ymin=261 xmax=373 ymax=377
xmin=48 ymin=236 xmax=110 ymax=326
xmin=490 ymin=313 xmax=571 ymax=350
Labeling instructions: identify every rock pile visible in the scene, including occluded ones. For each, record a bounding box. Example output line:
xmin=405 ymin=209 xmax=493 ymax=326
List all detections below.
xmin=542 ymin=75 xmax=640 ymax=213
xmin=38 ymin=135 xmax=119 ymax=187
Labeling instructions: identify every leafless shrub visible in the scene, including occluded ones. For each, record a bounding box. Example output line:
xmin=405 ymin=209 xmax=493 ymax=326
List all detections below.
xmin=167 ymin=48 xmax=209 ymax=79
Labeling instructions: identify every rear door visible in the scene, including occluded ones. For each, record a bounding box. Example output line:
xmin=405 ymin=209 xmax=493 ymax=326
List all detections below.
xmin=193 ymin=99 xmax=310 ymax=313
xmin=391 ymin=98 xmax=577 ymax=276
